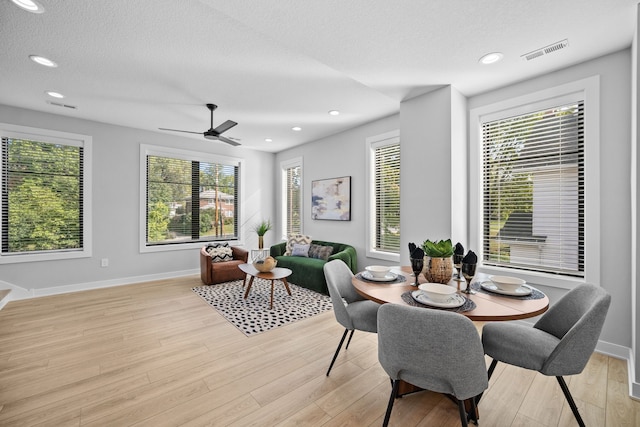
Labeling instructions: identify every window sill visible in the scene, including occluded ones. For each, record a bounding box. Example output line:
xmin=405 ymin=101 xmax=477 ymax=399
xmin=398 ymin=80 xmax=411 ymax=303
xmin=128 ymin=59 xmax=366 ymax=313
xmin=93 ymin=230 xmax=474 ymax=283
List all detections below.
xmin=0 ymin=249 xmax=91 ymax=264
xmin=366 ymin=249 xmax=400 ymax=263
xmin=478 ymin=264 xmax=584 ymax=290
xmin=140 ymin=240 xmax=244 ymax=254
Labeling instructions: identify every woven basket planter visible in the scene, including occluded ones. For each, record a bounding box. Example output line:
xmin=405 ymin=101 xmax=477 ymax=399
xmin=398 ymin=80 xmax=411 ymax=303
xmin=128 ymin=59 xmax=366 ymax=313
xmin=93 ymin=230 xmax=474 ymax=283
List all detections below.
xmin=423 ymin=256 xmax=453 ymax=284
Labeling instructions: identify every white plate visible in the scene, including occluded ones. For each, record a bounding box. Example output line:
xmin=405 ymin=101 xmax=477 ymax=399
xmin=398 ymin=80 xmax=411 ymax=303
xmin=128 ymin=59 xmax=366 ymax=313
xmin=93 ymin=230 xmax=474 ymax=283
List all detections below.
xmin=411 ymin=290 xmax=466 ymax=308
xmin=361 ymin=271 xmax=398 ymax=282
xmin=480 ymin=281 xmax=532 ymax=296
xmin=389 ymin=267 xmax=405 ymax=276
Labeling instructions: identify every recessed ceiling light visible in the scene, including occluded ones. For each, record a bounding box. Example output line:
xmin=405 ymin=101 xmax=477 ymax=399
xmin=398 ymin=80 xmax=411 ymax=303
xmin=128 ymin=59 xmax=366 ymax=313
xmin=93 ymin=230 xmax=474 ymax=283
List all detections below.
xmin=328 ymin=110 xmax=340 ymax=116
xmin=265 ymin=138 xmax=273 ymax=142
xmin=292 ymin=126 xmax=302 ymax=131
xmin=45 ymin=91 xmax=64 ymax=98
xmin=29 ymin=55 xmax=58 ymax=68
xmin=10 ymin=0 xmax=44 ymax=13
xmin=479 ymin=52 xmax=504 ymax=65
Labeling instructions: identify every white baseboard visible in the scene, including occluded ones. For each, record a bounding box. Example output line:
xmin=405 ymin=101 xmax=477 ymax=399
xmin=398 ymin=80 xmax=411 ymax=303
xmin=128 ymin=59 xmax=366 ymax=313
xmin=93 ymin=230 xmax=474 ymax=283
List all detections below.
xmin=595 ymin=340 xmax=640 ymax=400
xmin=0 ymin=269 xmax=199 ymax=301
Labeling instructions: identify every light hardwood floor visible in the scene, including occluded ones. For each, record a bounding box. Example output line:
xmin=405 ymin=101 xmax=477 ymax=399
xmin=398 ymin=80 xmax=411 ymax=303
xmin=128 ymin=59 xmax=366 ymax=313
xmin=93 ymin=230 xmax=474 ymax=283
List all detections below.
xmin=0 ymin=276 xmax=638 ymax=426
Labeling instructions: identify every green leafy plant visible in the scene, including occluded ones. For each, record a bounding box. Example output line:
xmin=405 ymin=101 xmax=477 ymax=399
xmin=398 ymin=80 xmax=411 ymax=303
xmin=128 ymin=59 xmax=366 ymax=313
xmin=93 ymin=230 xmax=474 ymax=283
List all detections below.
xmin=252 ymin=219 xmax=273 ymax=236
xmin=422 ymin=239 xmax=454 ymax=257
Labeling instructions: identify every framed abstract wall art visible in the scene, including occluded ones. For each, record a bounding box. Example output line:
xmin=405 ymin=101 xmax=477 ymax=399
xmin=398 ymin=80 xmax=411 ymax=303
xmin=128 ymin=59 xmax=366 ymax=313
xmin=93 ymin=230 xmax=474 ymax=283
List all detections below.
xmin=311 ymin=176 xmax=351 ymax=221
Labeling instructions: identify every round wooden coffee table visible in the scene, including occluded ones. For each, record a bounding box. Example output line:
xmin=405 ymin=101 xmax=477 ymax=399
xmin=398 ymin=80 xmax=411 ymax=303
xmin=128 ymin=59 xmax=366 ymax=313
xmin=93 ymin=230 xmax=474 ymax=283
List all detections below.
xmin=238 ymin=263 xmax=293 ymax=310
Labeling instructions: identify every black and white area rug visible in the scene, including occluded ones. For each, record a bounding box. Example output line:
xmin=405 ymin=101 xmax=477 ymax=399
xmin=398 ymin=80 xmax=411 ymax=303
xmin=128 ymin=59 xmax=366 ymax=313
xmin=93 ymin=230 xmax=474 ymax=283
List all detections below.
xmin=192 ymin=279 xmax=333 ymax=336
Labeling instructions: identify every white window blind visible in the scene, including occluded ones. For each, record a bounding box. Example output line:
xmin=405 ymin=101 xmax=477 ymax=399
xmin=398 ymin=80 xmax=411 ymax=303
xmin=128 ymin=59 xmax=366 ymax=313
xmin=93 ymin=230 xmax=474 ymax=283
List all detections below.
xmin=285 ymin=164 xmax=301 ymax=236
xmin=2 ymin=136 xmax=84 ymax=255
xmin=146 ymin=155 xmax=239 ymax=246
xmin=373 ymin=142 xmax=400 ymax=253
xmin=482 ymin=101 xmax=584 ymax=276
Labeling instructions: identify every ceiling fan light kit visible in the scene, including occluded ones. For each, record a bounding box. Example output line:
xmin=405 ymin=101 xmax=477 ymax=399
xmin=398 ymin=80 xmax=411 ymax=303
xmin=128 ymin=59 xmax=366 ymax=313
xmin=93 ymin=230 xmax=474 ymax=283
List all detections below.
xmin=159 ymin=103 xmax=240 ymax=146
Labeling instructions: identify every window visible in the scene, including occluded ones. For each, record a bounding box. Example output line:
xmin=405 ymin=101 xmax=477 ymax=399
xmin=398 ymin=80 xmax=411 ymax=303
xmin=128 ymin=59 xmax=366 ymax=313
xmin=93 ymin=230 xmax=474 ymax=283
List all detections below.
xmin=281 ymin=157 xmax=302 ymax=238
xmin=470 ymin=76 xmax=600 ymax=288
xmin=0 ymin=124 xmax=92 ymax=264
xmin=482 ymin=102 xmax=584 ymax=276
xmin=367 ymin=131 xmax=400 ymax=260
xmin=141 ymin=145 xmax=241 ymax=251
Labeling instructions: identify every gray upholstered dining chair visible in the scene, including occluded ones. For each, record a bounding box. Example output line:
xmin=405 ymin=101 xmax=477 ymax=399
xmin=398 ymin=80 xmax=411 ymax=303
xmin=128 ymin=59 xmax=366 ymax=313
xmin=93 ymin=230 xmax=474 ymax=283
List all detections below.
xmin=482 ymin=283 xmax=611 ymax=427
xmin=323 ymin=259 xmax=380 ymax=376
xmin=377 ymin=303 xmax=488 ymax=427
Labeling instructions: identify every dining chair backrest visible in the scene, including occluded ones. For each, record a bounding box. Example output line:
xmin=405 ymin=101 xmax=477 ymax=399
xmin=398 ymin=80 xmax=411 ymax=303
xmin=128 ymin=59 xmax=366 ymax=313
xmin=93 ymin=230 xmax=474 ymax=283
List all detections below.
xmin=323 ymin=259 xmax=362 ymax=329
xmin=377 ymin=303 xmax=488 ymax=400
xmin=533 ymin=283 xmax=611 ymax=376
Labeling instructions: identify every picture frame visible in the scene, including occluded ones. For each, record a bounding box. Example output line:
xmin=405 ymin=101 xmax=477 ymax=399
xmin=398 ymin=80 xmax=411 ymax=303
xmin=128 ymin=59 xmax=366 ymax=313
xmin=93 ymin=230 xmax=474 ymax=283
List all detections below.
xmin=311 ymin=176 xmax=351 ymax=221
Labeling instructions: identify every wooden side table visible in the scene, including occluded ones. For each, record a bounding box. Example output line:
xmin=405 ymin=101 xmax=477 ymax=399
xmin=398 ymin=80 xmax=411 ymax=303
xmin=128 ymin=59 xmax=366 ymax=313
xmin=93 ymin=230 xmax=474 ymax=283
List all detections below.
xmin=238 ymin=263 xmax=293 ymax=309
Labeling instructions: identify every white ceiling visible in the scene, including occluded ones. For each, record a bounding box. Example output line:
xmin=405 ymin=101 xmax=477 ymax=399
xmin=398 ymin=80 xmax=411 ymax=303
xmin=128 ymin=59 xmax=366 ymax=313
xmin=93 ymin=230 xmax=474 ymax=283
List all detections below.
xmin=1 ymin=0 xmax=636 ymax=152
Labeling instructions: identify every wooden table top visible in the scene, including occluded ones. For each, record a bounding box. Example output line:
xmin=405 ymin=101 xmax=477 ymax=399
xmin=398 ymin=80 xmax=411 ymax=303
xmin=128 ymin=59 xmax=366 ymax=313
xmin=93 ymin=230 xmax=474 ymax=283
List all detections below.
xmin=352 ymin=267 xmax=549 ymax=321
xmin=238 ymin=263 xmax=292 ymax=280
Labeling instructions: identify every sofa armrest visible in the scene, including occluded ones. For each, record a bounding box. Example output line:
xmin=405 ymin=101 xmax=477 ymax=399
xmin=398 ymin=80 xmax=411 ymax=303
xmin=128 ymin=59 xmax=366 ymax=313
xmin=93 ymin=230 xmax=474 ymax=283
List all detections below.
xmin=232 ymin=246 xmax=249 ymax=262
xmin=200 ymin=247 xmax=214 ymax=284
xmin=328 ymin=245 xmax=357 ymax=273
xmin=270 ymin=242 xmax=287 ymax=257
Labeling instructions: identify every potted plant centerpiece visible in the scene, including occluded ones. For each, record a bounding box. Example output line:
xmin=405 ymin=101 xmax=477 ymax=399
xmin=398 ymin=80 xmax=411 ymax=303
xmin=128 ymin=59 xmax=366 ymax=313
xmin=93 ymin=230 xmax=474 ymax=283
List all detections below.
xmin=422 ymin=239 xmax=454 ymax=284
xmin=252 ymin=219 xmax=272 ymax=249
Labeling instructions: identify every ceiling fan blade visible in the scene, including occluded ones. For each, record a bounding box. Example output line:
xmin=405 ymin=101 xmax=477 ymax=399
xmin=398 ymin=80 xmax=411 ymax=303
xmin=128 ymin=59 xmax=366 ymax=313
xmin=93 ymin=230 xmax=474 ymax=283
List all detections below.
xmin=159 ymin=128 xmax=203 ymax=135
xmin=217 ymin=135 xmax=241 ymax=146
xmin=213 ymin=120 xmax=238 ymax=135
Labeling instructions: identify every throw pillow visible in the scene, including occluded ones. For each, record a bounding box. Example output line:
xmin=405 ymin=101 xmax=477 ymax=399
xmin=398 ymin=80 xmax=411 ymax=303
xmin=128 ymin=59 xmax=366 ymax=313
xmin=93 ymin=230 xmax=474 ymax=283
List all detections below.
xmin=206 ymin=242 xmax=230 ymax=250
xmin=207 ymin=246 xmax=233 ymax=262
xmin=308 ymin=243 xmax=334 ymax=261
xmin=284 ymin=234 xmax=312 ymax=255
xmin=291 ymin=243 xmax=310 ymax=257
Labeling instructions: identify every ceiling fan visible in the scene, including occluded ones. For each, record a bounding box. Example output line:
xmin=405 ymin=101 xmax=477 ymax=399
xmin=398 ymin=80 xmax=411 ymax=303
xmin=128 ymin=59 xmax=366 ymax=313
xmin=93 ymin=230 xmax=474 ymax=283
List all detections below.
xmin=159 ymin=103 xmax=240 ymax=146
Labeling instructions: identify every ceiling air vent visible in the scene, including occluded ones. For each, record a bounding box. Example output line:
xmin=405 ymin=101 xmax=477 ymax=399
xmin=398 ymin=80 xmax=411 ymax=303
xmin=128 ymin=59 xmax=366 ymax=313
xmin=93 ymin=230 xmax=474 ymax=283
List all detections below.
xmin=46 ymin=100 xmax=77 ymax=109
xmin=521 ymin=39 xmax=568 ymax=61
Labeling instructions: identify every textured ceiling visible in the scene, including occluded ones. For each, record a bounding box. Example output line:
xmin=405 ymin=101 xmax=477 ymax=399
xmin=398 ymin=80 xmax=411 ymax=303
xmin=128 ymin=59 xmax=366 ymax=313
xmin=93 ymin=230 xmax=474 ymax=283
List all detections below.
xmin=0 ymin=0 xmax=636 ymax=152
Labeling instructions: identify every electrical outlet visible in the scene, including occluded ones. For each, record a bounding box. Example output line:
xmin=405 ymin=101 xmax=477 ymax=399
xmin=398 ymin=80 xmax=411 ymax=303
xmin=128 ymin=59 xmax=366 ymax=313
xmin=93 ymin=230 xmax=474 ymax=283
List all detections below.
xmin=101 ymin=258 xmax=109 ymax=267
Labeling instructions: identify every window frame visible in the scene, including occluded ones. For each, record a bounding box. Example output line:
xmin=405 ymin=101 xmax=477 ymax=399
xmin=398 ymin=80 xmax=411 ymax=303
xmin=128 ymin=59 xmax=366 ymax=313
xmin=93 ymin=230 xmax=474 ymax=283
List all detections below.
xmin=280 ymin=157 xmax=303 ymax=240
xmin=0 ymin=123 xmax=92 ymax=264
xmin=469 ymin=76 xmax=600 ymax=289
xmin=366 ymin=130 xmax=401 ymax=262
xmin=139 ymin=144 xmax=243 ymax=253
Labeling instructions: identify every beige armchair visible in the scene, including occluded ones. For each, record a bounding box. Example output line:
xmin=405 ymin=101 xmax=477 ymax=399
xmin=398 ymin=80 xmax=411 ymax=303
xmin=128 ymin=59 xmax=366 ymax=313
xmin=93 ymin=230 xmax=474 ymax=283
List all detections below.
xmin=199 ymin=246 xmax=249 ymax=285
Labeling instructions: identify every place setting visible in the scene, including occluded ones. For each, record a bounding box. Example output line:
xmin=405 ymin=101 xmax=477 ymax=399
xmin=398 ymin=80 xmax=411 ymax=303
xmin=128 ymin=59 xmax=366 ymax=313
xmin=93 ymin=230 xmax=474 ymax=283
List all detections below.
xmin=402 ymin=282 xmax=476 ymax=313
xmin=356 ymin=265 xmax=407 ymax=284
xmin=472 ymin=274 xmax=546 ymax=300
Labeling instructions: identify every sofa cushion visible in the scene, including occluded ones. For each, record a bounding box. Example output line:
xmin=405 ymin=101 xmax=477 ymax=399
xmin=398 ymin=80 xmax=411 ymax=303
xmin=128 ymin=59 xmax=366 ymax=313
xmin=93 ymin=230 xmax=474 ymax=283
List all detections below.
xmin=207 ymin=246 xmax=233 ymax=262
xmin=308 ymin=243 xmax=333 ymax=261
xmin=291 ymin=243 xmax=310 ymax=257
xmin=284 ymin=234 xmax=312 ymax=255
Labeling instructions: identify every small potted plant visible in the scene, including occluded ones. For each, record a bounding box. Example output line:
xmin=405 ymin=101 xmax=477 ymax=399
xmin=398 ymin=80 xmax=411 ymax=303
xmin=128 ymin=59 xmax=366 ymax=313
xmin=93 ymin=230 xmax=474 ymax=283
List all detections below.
xmin=252 ymin=219 xmax=272 ymax=249
xmin=422 ymin=239 xmax=454 ymax=284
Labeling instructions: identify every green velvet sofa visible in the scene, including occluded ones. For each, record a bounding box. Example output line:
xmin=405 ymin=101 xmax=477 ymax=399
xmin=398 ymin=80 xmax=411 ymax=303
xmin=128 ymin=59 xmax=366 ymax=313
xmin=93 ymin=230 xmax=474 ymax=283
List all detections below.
xmin=269 ymin=240 xmax=357 ymax=294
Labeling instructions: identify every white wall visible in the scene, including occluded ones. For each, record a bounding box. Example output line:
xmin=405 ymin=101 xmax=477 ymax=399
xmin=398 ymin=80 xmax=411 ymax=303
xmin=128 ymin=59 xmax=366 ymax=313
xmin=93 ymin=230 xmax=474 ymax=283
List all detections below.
xmin=399 ymin=86 xmax=467 ymax=264
xmin=274 ymin=114 xmax=400 ymax=271
xmin=0 ymin=104 xmax=275 ymax=295
xmin=469 ymin=49 xmax=632 ymax=354
xmin=632 ymin=3 xmax=640 ymax=398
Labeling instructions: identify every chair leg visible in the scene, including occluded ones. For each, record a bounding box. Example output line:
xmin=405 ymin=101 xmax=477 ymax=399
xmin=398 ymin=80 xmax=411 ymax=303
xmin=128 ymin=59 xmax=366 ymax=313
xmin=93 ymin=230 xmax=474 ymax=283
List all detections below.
xmin=326 ymin=329 xmax=349 ymax=376
xmin=457 ymin=399 xmax=469 ymax=427
xmin=487 ymin=358 xmax=498 ymax=380
xmin=467 ymin=396 xmax=479 ymax=425
xmin=556 ymin=376 xmax=586 ymax=427
xmin=382 ymin=379 xmax=400 ymax=427
xmin=475 ymin=358 xmax=499 ymax=406
xmin=345 ymin=329 xmax=356 ymax=350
